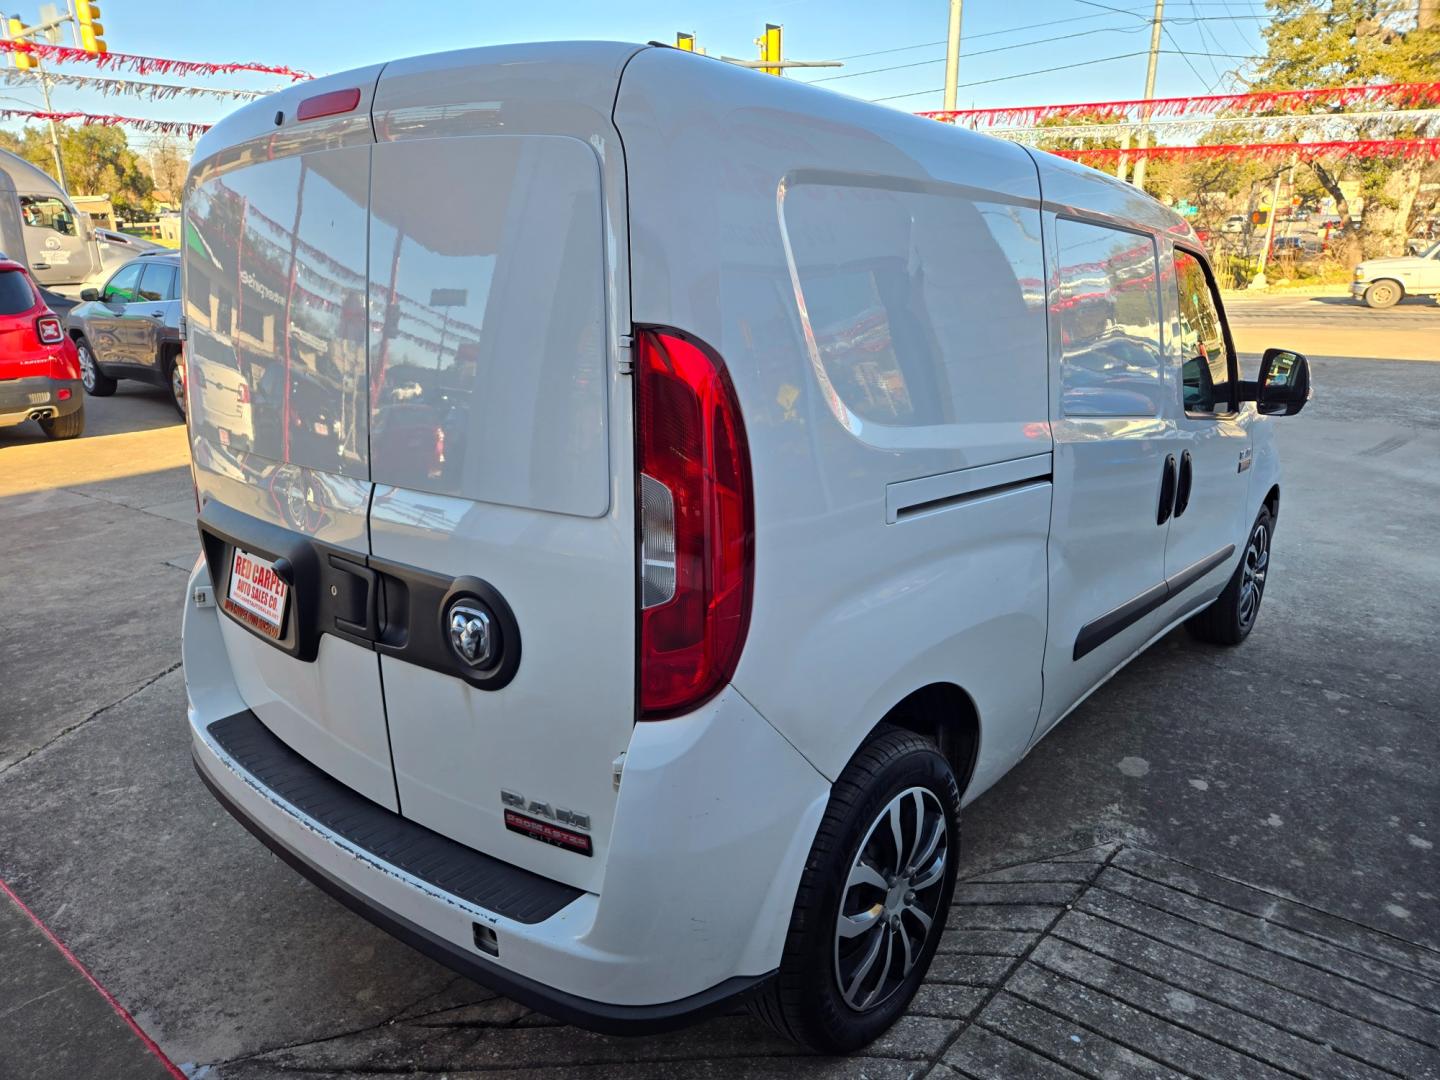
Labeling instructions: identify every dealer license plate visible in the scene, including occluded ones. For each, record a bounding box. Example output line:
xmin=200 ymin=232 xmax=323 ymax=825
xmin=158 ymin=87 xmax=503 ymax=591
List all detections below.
xmin=224 ymin=547 xmax=289 ymax=640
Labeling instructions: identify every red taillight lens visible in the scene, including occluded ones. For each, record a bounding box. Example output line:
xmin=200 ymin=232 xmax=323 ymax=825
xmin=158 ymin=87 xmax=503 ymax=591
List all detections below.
xmin=635 ymin=328 xmax=753 ymax=720
xmin=36 ymin=315 xmax=63 ymax=344
xmin=296 ymin=87 xmax=361 ymax=122
xmin=237 ymin=381 xmax=251 ymax=405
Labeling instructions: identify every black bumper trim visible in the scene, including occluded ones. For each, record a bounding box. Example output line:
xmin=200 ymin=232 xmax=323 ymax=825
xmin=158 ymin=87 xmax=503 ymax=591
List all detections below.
xmin=192 ymin=751 xmax=773 ymax=1035
xmin=206 ymin=710 xmax=578 ymax=924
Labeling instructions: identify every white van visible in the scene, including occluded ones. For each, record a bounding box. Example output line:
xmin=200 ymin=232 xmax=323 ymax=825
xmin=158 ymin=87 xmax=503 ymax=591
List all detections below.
xmin=180 ymin=42 xmax=1311 ymax=1052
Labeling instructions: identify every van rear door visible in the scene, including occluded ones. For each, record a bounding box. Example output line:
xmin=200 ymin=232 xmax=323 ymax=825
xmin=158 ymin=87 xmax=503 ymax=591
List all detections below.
xmin=365 ymin=46 xmax=639 ymax=892
xmin=185 ymin=69 xmax=399 ymax=810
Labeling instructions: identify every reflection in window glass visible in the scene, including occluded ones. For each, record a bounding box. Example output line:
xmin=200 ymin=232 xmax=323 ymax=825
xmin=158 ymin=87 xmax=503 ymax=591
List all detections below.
xmin=103 ymin=262 xmax=143 ymax=303
xmin=1174 ymin=249 xmax=1232 ymax=413
xmin=783 ymin=182 xmax=1047 ymax=436
xmin=1056 ymin=220 xmax=1163 ymax=418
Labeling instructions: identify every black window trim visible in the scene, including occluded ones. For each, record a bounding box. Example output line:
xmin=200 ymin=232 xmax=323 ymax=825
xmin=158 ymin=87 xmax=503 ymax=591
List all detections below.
xmin=1173 ymin=244 xmax=1239 ymax=418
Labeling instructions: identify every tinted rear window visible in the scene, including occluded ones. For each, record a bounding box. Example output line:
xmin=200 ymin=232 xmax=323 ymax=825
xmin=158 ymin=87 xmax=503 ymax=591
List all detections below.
xmin=0 ymin=270 xmax=35 ymax=315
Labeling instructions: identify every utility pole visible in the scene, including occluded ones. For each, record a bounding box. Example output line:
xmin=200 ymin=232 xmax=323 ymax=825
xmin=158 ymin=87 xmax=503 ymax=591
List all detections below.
xmin=942 ymin=0 xmax=963 ymax=112
xmin=1250 ymin=154 xmax=1294 ymax=288
xmin=1129 ymin=0 xmax=1164 ymax=192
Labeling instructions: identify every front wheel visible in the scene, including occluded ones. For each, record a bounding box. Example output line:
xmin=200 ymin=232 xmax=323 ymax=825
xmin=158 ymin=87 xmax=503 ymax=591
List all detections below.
xmin=1187 ymin=506 xmax=1273 ymax=646
xmin=1362 ymin=281 xmax=1401 ymax=309
xmin=76 ymin=337 xmax=116 ymax=396
xmin=749 ymin=726 xmax=959 ymax=1053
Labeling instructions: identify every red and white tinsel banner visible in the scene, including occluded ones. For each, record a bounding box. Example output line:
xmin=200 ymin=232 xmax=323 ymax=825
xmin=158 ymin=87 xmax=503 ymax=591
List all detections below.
xmin=0 ymin=107 xmax=210 ymax=140
xmin=919 ymin=83 xmax=1440 ymax=128
xmin=0 ymin=39 xmax=310 ymax=81
xmin=1050 ymin=138 xmax=1440 ymax=164
xmin=0 ymin=68 xmax=266 ymax=101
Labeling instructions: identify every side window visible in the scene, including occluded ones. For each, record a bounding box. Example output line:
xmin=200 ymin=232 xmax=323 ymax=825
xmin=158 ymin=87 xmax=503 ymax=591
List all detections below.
xmin=1174 ymin=249 xmax=1233 ymax=414
xmin=1055 ymin=219 xmax=1164 ymax=418
xmin=102 ymin=262 xmax=143 ymax=304
xmin=138 ymin=263 xmax=175 ymax=302
xmin=20 ymin=195 xmax=76 ymax=235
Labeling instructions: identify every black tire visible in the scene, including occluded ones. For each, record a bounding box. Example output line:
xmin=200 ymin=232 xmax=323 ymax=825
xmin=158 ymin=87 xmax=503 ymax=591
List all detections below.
xmin=1187 ymin=505 xmax=1273 ymax=646
xmin=163 ymin=349 xmax=186 ymax=419
xmin=1362 ymin=281 xmax=1402 ymax=309
xmin=39 ymin=403 xmax=84 ymax=440
xmin=75 ymin=336 xmax=116 ymax=396
xmin=749 ymin=725 xmax=960 ymax=1053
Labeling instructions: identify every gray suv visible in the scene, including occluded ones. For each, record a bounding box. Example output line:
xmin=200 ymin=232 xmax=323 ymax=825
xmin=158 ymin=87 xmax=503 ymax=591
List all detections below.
xmin=68 ymin=252 xmax=185 ymax=417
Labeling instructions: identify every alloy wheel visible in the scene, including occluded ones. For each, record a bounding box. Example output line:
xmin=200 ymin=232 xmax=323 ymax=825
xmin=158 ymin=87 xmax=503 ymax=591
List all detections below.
xmin=78 ymin=343 xmax=96 ymax=392
xmin=834 ymin=787 xmax=949 ymax=1011
xmin=171 ymin=358 xmax=187 ymax=416
xmin=1238 ymin=522 xmax=1269 ymax=630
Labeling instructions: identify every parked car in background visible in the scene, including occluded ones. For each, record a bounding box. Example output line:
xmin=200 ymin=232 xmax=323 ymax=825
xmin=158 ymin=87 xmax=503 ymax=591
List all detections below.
xmin=0 ymin=256 xmax=84 ymax=438
xmin=1352 ymin=241 xmax=1440 ymax=309
xmin=66 ymin=251 xmax=185 ymax=416
xmin=1222 ymin=214 xmax=1246 ymax=233
xmin=93 ymin=226 xmax=168 ymax=276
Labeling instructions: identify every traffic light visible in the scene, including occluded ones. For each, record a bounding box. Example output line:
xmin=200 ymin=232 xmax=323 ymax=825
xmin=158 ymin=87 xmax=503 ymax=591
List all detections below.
xmin=759 ymin=22 xmax=782 ymax=76
xmin=75 ymin=0 xmax=106 ymax=55
xmin=676 ymin=32 xmax=694 ymax=51
xmin=8 ymin=19 xmax=36 ymax=69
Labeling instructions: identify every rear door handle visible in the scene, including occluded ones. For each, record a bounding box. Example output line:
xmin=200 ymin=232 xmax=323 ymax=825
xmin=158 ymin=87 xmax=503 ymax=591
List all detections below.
xmin=1174 ymin=451 xmax=1193 ymax=518
xmin=149 ymin=311 xmax=165 ymax=318
xmin=1157 ymin=454 xmax=1177 ymax=525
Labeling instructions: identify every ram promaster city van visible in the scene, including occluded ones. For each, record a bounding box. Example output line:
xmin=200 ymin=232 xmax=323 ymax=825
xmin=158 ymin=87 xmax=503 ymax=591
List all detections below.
xmin=180 ymin=42 xmax=1311 ymax=1052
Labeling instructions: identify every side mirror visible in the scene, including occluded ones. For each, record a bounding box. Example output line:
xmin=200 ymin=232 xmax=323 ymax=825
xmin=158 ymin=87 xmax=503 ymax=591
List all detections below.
xmin=1250 ymin=348 xmax=1311 ymax=416
xmin=80 ymin=288 xmax=99 ymax=302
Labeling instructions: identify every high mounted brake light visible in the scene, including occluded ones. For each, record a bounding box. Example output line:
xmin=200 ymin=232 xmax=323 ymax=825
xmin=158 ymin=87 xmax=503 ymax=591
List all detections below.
xmin=635 ymin=328 xmax=754 ymax=720
xmin=296 ymin=88 xmax=361 ymax=122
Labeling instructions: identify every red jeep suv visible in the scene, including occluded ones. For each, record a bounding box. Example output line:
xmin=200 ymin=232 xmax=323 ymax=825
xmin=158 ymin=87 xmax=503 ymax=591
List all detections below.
xmin=0 ymin=258 xmax=84 ymax=439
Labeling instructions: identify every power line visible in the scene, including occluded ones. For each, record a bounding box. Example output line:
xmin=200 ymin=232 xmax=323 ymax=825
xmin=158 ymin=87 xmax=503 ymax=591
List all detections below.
xmin=811 ymin=23 xmax=1154 ymax=83
xmin=869 ymin=52 xmax=1153 ymax=102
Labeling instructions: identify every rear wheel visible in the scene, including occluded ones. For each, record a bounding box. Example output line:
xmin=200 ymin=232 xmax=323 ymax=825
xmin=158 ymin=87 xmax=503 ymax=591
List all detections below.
xmin=1187 ymin=506 xmax=1273 ymax=646
xmin=164 ymin=350 xmax=186 ymax=419
xmin=76 ymin=337 xmax=116 ymax=396
xmin=749 ymin=726 xmax=959 ymax=1053
xmin=1362 ymin=281 xmax=1402 ymax=309
xmin=39 ymin=403 xmax=84 ymax=440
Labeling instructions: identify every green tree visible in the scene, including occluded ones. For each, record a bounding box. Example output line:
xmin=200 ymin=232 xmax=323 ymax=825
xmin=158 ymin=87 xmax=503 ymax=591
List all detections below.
xmin=1247 ymin=0 xmax=1440 ymax=258
xmin=0 ymin=123 xmax=155 ymax=217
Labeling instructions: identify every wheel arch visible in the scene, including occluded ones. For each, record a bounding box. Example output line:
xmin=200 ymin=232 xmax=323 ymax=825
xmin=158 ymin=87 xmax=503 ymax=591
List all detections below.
xmin=1263 ymin=483 xmax=1280 ymax=523
xmin=866 ymin=682 xmax=980 ymax=799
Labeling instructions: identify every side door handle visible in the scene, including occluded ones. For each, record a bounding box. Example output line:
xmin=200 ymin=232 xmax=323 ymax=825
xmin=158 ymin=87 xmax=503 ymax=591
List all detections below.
xmin=1174 ymin=451 xmax=1193 ymax=518
xmin=1157 ymin=454 xmax=1177 ymax=525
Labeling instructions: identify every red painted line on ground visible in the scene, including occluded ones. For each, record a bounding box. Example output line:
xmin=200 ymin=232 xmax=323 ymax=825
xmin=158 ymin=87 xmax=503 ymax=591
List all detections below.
xmin=0 ymin=876 xmax=186 ymax=1079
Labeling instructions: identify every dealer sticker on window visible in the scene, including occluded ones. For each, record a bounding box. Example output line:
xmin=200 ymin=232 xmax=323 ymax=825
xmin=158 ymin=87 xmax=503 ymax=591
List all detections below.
xmin=224 ymin=547 xmax=289 ymax=640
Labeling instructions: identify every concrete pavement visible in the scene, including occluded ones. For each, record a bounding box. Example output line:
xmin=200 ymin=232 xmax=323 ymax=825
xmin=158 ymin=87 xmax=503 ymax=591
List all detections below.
xmin=1 ymin=307 xmax=1437 ymax=1078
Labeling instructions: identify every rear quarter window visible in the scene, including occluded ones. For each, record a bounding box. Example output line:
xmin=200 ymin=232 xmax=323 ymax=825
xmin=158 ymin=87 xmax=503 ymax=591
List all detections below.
xmin=779 ymin=175 xmax=1048 ymax=446
xmin=0 ymin=269 xmax=36 ymax=315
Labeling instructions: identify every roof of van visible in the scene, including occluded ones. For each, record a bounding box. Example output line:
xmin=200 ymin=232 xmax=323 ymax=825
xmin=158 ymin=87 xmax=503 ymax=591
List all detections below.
xmin=190 ymin=40 xmax=1193 ymax=245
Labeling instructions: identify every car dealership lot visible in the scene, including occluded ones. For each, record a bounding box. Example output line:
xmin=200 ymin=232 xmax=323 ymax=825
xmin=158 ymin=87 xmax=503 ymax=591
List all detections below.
xmin=2 ymin=306 xmax=1438 ymax=1079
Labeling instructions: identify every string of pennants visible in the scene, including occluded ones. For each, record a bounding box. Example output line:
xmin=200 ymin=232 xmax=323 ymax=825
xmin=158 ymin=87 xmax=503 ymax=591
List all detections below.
xmin=919 ymin=82 xmax=1440 ymax=127
xmin=0 ymin=38 xmax=310 ymax=80
xmin=0 ymin=68 xmax=265 ymax=101
xmin=0 ymin=106 xmax=211 ymax=139
xmin=1049 ymin=138 xmax=1440 ymax=164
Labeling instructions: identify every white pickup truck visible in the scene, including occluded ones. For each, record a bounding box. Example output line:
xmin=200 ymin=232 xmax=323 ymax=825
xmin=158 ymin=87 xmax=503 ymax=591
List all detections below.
xmin=1353 ymin=241 xmax=1440 ymax=308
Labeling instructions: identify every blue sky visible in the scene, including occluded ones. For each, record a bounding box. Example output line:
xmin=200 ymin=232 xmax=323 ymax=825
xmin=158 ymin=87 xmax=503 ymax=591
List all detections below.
xmin=0 ymin=0 xmax=1274 ymax=150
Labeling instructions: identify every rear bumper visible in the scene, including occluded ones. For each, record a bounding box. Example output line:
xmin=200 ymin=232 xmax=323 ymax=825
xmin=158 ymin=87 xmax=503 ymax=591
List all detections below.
xmin=0 ymin=376 xmax=82 ymax=426
xmin=181 ymin=557 xmax=829 ymax=1031
xmin=191 ymin=749 xmax=766 ymax=1034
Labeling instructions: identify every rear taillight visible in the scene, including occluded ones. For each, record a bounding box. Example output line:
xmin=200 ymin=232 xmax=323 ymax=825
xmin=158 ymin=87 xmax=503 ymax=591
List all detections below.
xmin=635 ymin=328 xmax=753 ymax=720
xmin=237 ymin=381 xmax=251 ymax=405
xmin=36 ymin=315 xmax=62 ymax=344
